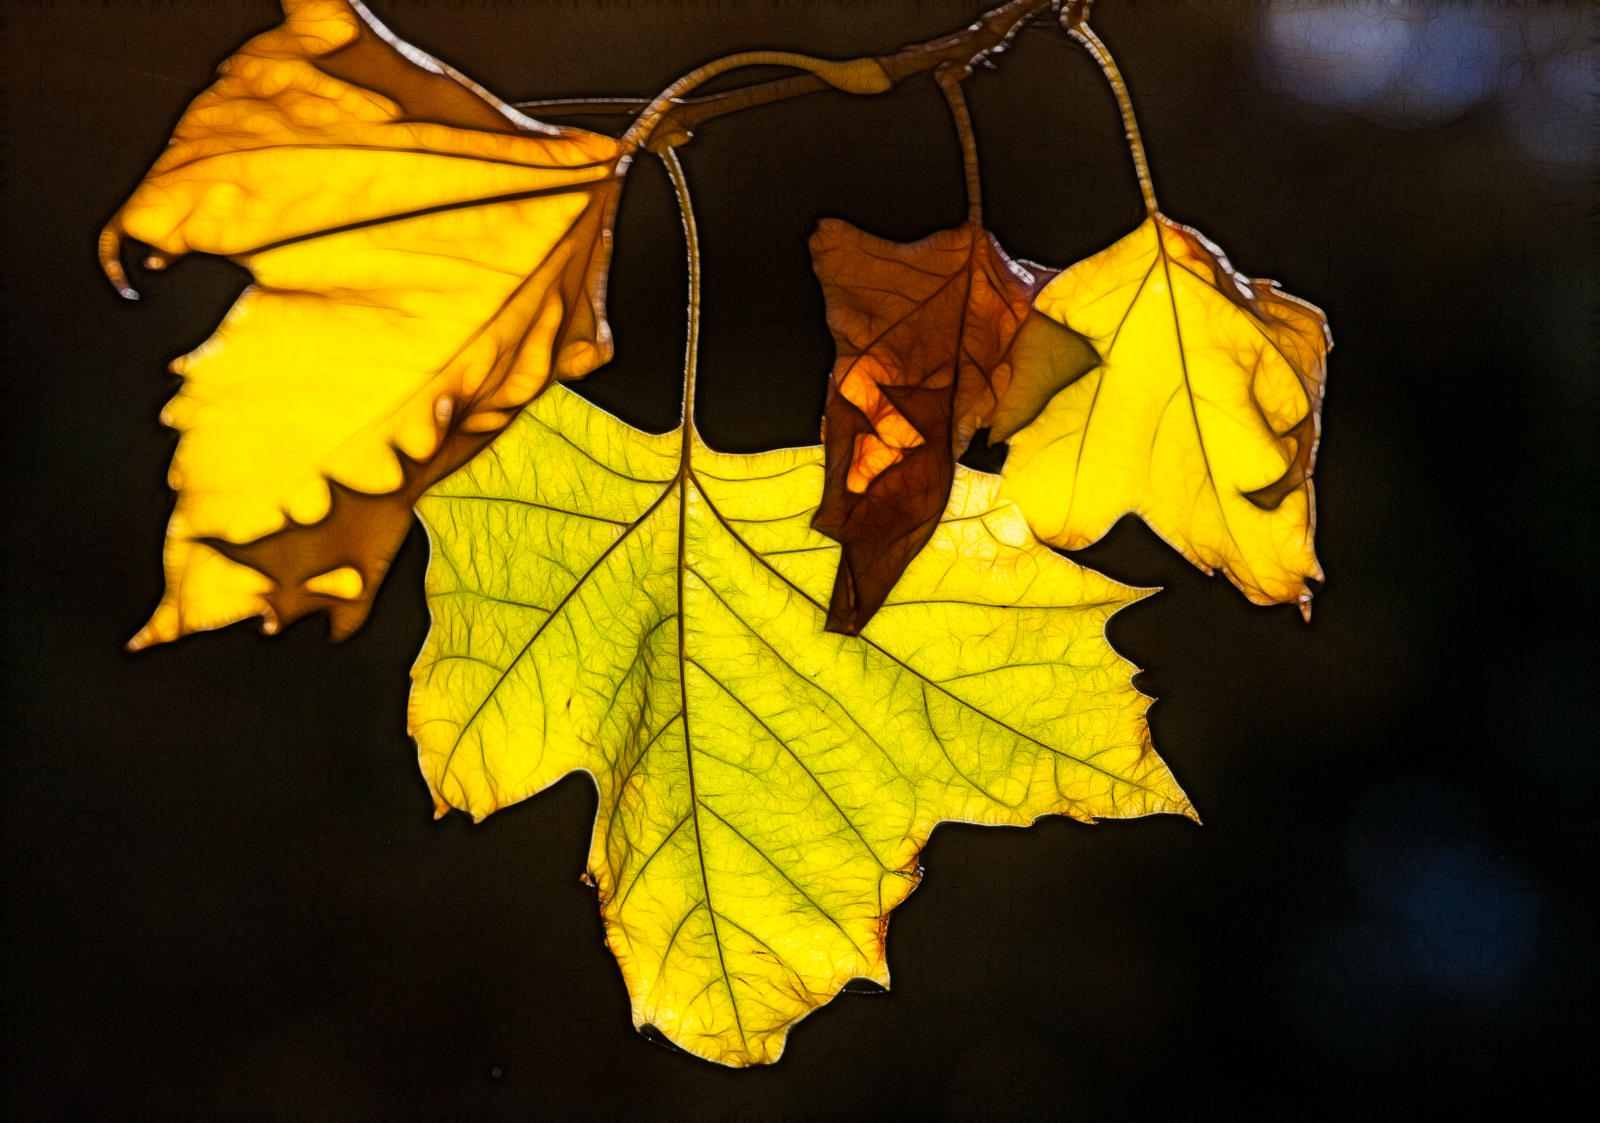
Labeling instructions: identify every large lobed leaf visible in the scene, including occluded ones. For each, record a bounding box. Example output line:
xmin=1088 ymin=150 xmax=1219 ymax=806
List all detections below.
xmin=101 ymin=0 xmax=628 ymax=647
xmin=1001 ymin=215 xmax=1330 ymax=615
xmin=410 ymin=386 xmax=1194 ymax=1066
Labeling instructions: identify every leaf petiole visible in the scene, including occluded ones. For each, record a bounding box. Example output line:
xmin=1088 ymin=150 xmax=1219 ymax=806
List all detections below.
xmin=935 ymin=64 xmax=985 ymax=225
xmin=659 ymin=146 xmax=702 ymax=440
xmin=623 ymin=52 xmax=891 ymax=151
xmin=1063 ymin=7 xmax=1160 ymax=215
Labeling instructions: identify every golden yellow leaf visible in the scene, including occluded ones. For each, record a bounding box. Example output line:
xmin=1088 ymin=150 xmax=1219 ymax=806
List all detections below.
xmin=101 ymin=0 xmax=629 ymax=648
xmin=1000 ymin=215 xmax=1330 ymax=616
xmin=409 ymin=384 xmax=1194 ymax=1066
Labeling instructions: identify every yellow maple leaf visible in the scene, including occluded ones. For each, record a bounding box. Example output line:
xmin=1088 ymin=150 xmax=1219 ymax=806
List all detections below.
xmin=1000 ymin=214 xmax=1330 ymax=616
xmin=409 ymin=384 xmax=1194 ymax=1067
xmin=100 ymin=0 xmax=629 ymax=647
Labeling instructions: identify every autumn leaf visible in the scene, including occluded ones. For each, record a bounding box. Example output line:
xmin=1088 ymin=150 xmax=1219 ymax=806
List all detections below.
xmin=101 ymin=0 xmax=629 ymax=648
xmin=1000 ymin=214 xmax=1330 ymax=616
xmin=809 ymin=219 xmax=1098 ymax=634
xmin=408 ymin=383 xmax=1193 ymax=1067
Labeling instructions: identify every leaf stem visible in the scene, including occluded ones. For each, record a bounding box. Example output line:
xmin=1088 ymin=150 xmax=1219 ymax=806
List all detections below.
xmin=936 ymin=64 xmax=984 ymax=225
xmin=1064 ymin=9 xmax=1159 ymax=215
xmin=623 ymin=51 xmax=892 ymax=151
xmin=660 ymin=146 xmax=702 ymax=442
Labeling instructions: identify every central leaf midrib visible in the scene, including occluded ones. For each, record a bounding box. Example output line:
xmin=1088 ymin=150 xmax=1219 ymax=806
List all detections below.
xmin=1155 ymin=236 xmax=1248 ymax=562
xmin=674 ymin=452 xmax=746 ymax=1052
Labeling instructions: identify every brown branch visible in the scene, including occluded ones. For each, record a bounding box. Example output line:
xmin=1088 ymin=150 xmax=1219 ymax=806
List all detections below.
xmin=512 ymin=0 xmax=1053 ymax=147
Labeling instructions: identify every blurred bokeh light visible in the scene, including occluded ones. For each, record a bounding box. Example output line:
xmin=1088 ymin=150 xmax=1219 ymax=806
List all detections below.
xmin=1257 ymin=2 xmax=1593 ymax=168
xmin=1296 ymin=773 xmax=1543 ymax=1052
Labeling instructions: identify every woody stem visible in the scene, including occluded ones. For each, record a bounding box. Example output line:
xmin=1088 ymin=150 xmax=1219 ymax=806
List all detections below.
xmin=519 ymin=0 xmax=1053 ymax=147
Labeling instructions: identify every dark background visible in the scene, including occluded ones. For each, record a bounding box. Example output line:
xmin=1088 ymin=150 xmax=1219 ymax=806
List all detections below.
xmin=4 ymin=1 xmax=1594 ymax=1116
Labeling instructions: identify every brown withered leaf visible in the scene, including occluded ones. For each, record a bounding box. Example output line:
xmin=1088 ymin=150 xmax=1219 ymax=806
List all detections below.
xmin=809 ymin=219 xmax=1098 ymax=634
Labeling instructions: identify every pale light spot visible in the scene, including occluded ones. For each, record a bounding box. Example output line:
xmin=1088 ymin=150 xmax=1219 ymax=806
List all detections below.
xmin=990 ymin=509 xmax=1031 ymax=548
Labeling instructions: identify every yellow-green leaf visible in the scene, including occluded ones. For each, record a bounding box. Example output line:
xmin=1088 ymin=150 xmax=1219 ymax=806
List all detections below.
xmin=102 ymin=0 xmax=628 ymax=648
xmin=1000 ymin=214 xmax=1330 ymax=616
xmin=409 ymin=385 xmax=1194 ymax=1067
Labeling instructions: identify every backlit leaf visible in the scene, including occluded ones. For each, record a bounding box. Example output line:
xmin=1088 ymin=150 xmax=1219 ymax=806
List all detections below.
xmin=409 ymin=385 xmax=1194 ymax=1066
xmin=1001 ymin=214 xmax=1330 ymax=616
xmin=809 ymin=219 xmax=1097 ymax=634
xmin=101 ymin=0 xmax=629 ymax=647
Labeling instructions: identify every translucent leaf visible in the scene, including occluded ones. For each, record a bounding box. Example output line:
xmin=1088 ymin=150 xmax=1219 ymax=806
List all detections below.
xmin=1001 ymin=215 xmax=1330 ymax=616
xmin=410 ymin=385 xmax=1194 ymax=1066
xmin=102 ymin=0 xmax=628 ymax=647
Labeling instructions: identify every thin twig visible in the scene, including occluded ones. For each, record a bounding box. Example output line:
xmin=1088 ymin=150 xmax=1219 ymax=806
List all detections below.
xmin=1064 ymin=8 xmax=1159 ymax=215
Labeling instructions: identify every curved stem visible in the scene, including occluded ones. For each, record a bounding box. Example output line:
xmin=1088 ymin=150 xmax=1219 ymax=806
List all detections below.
xmin=660 ymin=146 xmax=702 ymax=439
xmin=526 ymin=0 xmax=1049 ymax=146
xmin=1068 ymin=21 xmax=1159 ymax=215
xmin=936 ymin=64 xmax=983 ymax=225
xmin=623 ymin=51 xmax=889 ymax=150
